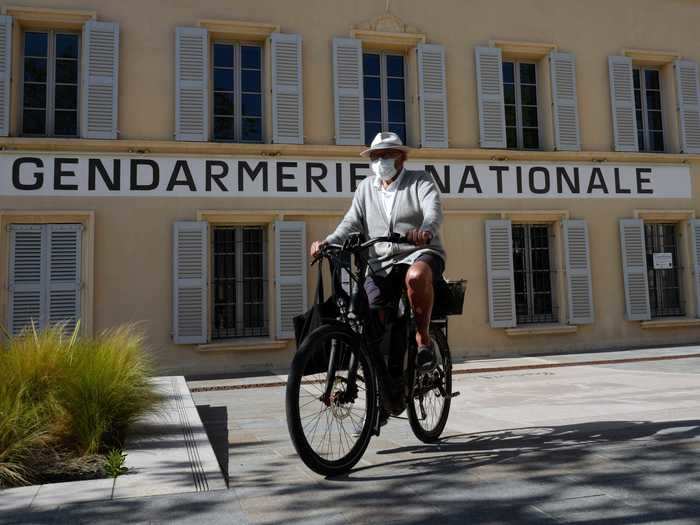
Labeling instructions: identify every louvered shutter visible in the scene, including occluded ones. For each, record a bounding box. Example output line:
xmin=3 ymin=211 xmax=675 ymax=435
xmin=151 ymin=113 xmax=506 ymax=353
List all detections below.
xmin=475 ymin=47 xmax=506 ymax=149
xmin=47 ymin=224 xmax=82 ymax=333
xmin=562 ymin=220 xmax=594 ymax=324
xmin=619 ymin=219 xmax=650 ymax=321
xmin=689 ymin=220 xmax=700 ymax=317
xmin=550 ymin=52 xmax=580 ymax=151
xmin=674 ymin=60 xmax=700 ymax=154
xmin=173 ymin=221 xmax=208 ymax=344
xmin=175 ymin=27 xmax=208 ymax=141
xmin=271 ymin=33 xmax=303 ymax=144
xmin=9 ymin=225 xmax=45 ymax=335
xmin=608 ymin=56 xmax=638 ymax=152
xmin=332 ymin=37 xmax=364 ymax=145
xmin=417 ymin=43 xmax=448 ymax=148
xmin=485 ymin=220 xmax=516 ymax=328
xmin=0 ymin=16 xmax=12 ymax=137
xmin=275 ymin=221 xmax=307 ymax=339
xmin=81 ymin=21 xmax=119 ymax=139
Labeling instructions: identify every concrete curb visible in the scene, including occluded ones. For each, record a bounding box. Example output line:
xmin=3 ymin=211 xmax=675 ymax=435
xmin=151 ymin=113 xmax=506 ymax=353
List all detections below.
xmin=0 ymin=376 xmax=226 ymax=513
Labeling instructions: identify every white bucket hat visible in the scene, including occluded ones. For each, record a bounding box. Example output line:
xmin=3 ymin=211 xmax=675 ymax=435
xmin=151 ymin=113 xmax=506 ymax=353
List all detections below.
xmin=360 ymin=131 xmax=410 ymax=157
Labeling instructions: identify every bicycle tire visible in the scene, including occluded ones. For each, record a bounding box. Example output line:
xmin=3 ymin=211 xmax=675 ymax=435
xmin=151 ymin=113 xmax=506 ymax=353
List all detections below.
xmin=286 ymin=323 xmax=377 ymax=476
xmin=407 ymin=326 xmax=452 ymax=443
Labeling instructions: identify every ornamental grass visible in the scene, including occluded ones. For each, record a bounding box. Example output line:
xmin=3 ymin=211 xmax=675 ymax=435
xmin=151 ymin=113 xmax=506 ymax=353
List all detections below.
xmin=0 ymin=323 xmax=160 ymax=487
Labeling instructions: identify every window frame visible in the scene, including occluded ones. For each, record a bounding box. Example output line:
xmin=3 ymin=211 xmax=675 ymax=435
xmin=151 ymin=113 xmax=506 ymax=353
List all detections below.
xmin=20 ymin=28 xmax=81 ymax=138
xmin=644 ymin=222 xmax=684 ymax=318
xmin=362 ymin=50 xmax=407 ymax=145
xmin=512 ymin=223 xmax=557 ymax=324
xmin=210 ymin=224 xmax=269 ymax=340
xmin=633 ymin=66 xmax=665 ymax=153
xmin=210 ymin=40 xmax=265 ymax=144
xmin=502 ymin=59 xmax=541 ymax=151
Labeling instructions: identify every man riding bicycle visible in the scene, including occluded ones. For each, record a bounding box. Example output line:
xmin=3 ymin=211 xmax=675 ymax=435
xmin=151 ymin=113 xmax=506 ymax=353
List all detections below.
xmin=310 ymin=131 xmax=446 ymax=372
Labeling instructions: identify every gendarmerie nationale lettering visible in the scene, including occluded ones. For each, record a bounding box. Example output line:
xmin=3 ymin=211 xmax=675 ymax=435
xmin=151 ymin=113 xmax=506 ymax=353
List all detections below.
xmin=5 ymin=156 xmax=687 ymax=198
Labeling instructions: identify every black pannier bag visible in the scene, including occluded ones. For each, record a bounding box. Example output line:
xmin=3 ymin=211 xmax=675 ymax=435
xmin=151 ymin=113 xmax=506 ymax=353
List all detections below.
xmin=432 ymin=279 xmax=467 ymax=318
xmin=293 ymin=258 xmax=346 ymax=375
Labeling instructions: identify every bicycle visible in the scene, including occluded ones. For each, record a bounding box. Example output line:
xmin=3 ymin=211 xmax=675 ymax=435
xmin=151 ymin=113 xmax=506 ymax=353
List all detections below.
xmin=285 ymin=233 xmax=466 ymax=476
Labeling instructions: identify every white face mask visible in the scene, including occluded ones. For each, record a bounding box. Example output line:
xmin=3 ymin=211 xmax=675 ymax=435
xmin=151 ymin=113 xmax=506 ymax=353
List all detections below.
xmin=371 ymin=157 xmax=398 ymax=182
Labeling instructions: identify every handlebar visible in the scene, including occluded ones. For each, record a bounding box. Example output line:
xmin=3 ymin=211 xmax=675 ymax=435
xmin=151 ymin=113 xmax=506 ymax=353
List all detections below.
xmin=311 ymin=233 xmax=409 ymax=265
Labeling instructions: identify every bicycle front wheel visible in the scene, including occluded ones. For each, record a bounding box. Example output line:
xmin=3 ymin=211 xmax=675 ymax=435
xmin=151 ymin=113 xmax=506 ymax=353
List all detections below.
xmin=286 ymin=324 xmax=377 ymax=476
xmin=407 ymin=326 xmax=452 ymax=443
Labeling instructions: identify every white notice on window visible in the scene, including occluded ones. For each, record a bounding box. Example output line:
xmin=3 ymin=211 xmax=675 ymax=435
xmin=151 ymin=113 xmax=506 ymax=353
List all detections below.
xmin=653 ymin=252 xmax=673 ymax=270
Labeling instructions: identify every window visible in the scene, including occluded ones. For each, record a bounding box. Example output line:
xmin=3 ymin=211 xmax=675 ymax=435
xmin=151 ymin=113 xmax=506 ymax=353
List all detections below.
xmin=633 ymin=68 xmax=664 ymax=152
xmin=22 ymin=31 xmax=80 ymax=137
xmin=645 ymin=223 xmax=683 ymax=317
xmin=363 ymin=52 xmax=406 ymax=145
xmin=211 ymin=226 xmax=267 ymax=339
xmin=212 ymin=42 xmax=263 ymax=142
xmin=8 ymin=224 xmax=82 ymax=336
xmin=512 ymin=224 xmax=555 ymax=323
xmin=502 ymin=61 xmax=539 ymax=149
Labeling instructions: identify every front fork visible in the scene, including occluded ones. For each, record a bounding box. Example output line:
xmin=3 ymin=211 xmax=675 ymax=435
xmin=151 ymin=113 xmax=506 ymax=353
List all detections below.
xmin=322 ymin=339 xmax=360 ymax=405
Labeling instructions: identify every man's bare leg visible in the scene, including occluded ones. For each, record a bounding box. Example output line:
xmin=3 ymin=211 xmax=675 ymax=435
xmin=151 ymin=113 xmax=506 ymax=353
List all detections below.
xmin=405 ymin=261 xmax=434 ymax=349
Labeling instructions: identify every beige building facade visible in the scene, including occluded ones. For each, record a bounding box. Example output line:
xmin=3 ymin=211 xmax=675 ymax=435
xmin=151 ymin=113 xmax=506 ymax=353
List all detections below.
xmin=2 ymin=0 xmax=700 ymax=376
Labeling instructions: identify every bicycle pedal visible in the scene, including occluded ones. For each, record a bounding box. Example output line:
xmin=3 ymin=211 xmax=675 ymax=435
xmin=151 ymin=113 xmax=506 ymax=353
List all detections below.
xmin=449 ymin=391 xmax=461 ymax=398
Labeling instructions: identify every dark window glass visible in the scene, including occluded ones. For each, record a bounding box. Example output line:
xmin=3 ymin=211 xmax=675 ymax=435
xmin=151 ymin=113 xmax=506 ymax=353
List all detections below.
xmin=24 ymin=57 xmax=47 ymax=82
xmin=503 ymin=83 xmax=515 ymax=105
xmin=634 ymin=68 xmax=664 ymax=152
xmin=214 ymin=117 xmax=235 ymax=140
xmin=645 ymin=69 xmax=660 ymax=90
xmin=241 ymin=118 xmax=262 ymax=142
xmin=502 ymin=61 xmax=538 ymax=150
xmin=520 ymin=85 xmax=537 ymax=106
xmin=22 ymin=109 xmax=46 ymax=135
xmin=512 ymin=224 xmax=555 ymax=324
xmin=388 ymin=100 xmax=405 ymax=123
xmin=648 ymin=111 xmax=663 ymax=131
xmin=385 ymin=55 xmax=404 ymax=77
xmin=55 ymin=34 xmax=78 ymax=59
xmin=522 ymin=106 xmax=538 ymax=128
xmin=241 ymin=93 xmax=262 ymax=117
xmin=24 ymin=32 xmax=48 ymax=57
xmin=364 ymin=122 xmax=381 ymax=145
xmin=54 ymin=111 xmax=77 ymax=136
xmin=505 ymin=105 xmax=516 ymax=127
xmin=241 ymin=46 xmax=261 ymax=69
xmin=650 ymin=131 xmax=664 ymax=152
xmin=506 ymin=128 xmax=517 ymax=149
xmin=214 ymin=69 xmax=234 ymax=91
xmin=519 ymin=63 xmax=536 ymax=84
xmin=646 ymin=91 xmax=661 ymax=110
xmin=363 ymin=53 xmax=380 ymax=76
xmin=214 ymin=92 xmax=234 ymax=116
xmin=364 ymin=99 xmax=381 ymax=123
xmin=54 ymin=85 xmax=77 ymax=109
xmin=387 ymin=77 xmax=404 ymax=100
xmin=502 ymin=62 xmax=514 ymax=83
xmin=523 ymin=128 xmax=539 ymax=149
xmin=364 ymin=76 xmax=380 ymax=99
xmin=55 ymin=60 xmax=78 ymax=83
xmin=241 ymin=69 xmax=261 ymax=92
xmin=23 ymin=84 xmax=46 ymax=108
xmin=214 ymin=44 xmax=234 ymax=67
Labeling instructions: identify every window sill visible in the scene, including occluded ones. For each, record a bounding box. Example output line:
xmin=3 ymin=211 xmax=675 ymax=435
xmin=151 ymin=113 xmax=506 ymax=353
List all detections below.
xmin=641 ymin=318 xmax=700 ymax=329
xmin=505 ymin=324 xmax=578 ymax=337
xmin=196 ymin=338 xmax=289 ymax=353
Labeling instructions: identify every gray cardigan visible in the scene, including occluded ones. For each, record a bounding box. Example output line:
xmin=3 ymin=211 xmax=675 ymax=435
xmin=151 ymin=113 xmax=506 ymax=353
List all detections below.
xmin=325 ymin=169 xmax=446 ymax=276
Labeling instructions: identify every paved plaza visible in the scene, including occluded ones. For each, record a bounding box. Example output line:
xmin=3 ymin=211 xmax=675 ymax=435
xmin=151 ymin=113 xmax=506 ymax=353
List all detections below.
xmin=4 ymin=347 xmax=700 ymax=524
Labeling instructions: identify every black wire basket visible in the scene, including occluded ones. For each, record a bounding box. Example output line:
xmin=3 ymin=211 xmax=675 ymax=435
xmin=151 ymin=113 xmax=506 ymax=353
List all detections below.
xmin=433 ymin=279 xmax=467 ymax=317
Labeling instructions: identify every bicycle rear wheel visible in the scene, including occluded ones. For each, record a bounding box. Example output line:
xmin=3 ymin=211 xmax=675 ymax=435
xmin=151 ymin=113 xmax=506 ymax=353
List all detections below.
xmin=407 ymin=326 xmax=452 ymax=443
xmin=286 ymin=324 xmax=377 ymax=476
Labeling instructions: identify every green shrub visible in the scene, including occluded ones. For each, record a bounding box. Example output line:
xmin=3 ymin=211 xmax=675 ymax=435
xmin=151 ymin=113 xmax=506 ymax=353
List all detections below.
xmin=0 ymin=323 xmax=160 ymax=486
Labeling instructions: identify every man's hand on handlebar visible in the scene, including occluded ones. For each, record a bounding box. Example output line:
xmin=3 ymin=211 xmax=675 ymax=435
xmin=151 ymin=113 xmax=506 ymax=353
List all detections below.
xmin=405 ymin=229 xmax=433 ymax=246
xmin=310 ymin=240 xmax=327 ymax=258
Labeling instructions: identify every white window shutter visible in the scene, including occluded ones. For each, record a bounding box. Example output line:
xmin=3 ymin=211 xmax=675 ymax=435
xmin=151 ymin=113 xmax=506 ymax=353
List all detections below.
xmin=608 ymin=56 xmax=638 ymax=152
xmin=689 ymin=220 xmax=700 ymax=317
xmin=47 ymin=224 xmax=82 ymax=333
xmin=417 ymin=43 xmax=448 ymax=148
xmin=271 ymin=32 xmax=303 ymax=144
xmin=275 ymin=221 xmax=307 ymax=339
xmin=550 ymin=51 xmax=580 ymax=151
xmin=485 ymin=220 xmax=516 ymax=328
xmin=9 ymin=225 xmax=45 ymax=336
xmin=0 ymin=16 xmax=12 ymax=137
xmin=81 ymin=21 xmax=119 ymax=139
xmin=332 ymin=37 xmax=364 ymax=145
xmin=175 ymin=27 xmax=208 ymax=141
xmin=619 ymin=219 xmax=650 ymax=321
xmin=674 ymin=59 xmax=700 ymax=154
xmin=562 ymin=220 xmax=594 ymax=324
xmin=173 ymin=221 xmax=208 ymax=344
xmin=475 ymin=46 xmax=506 ymax=149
